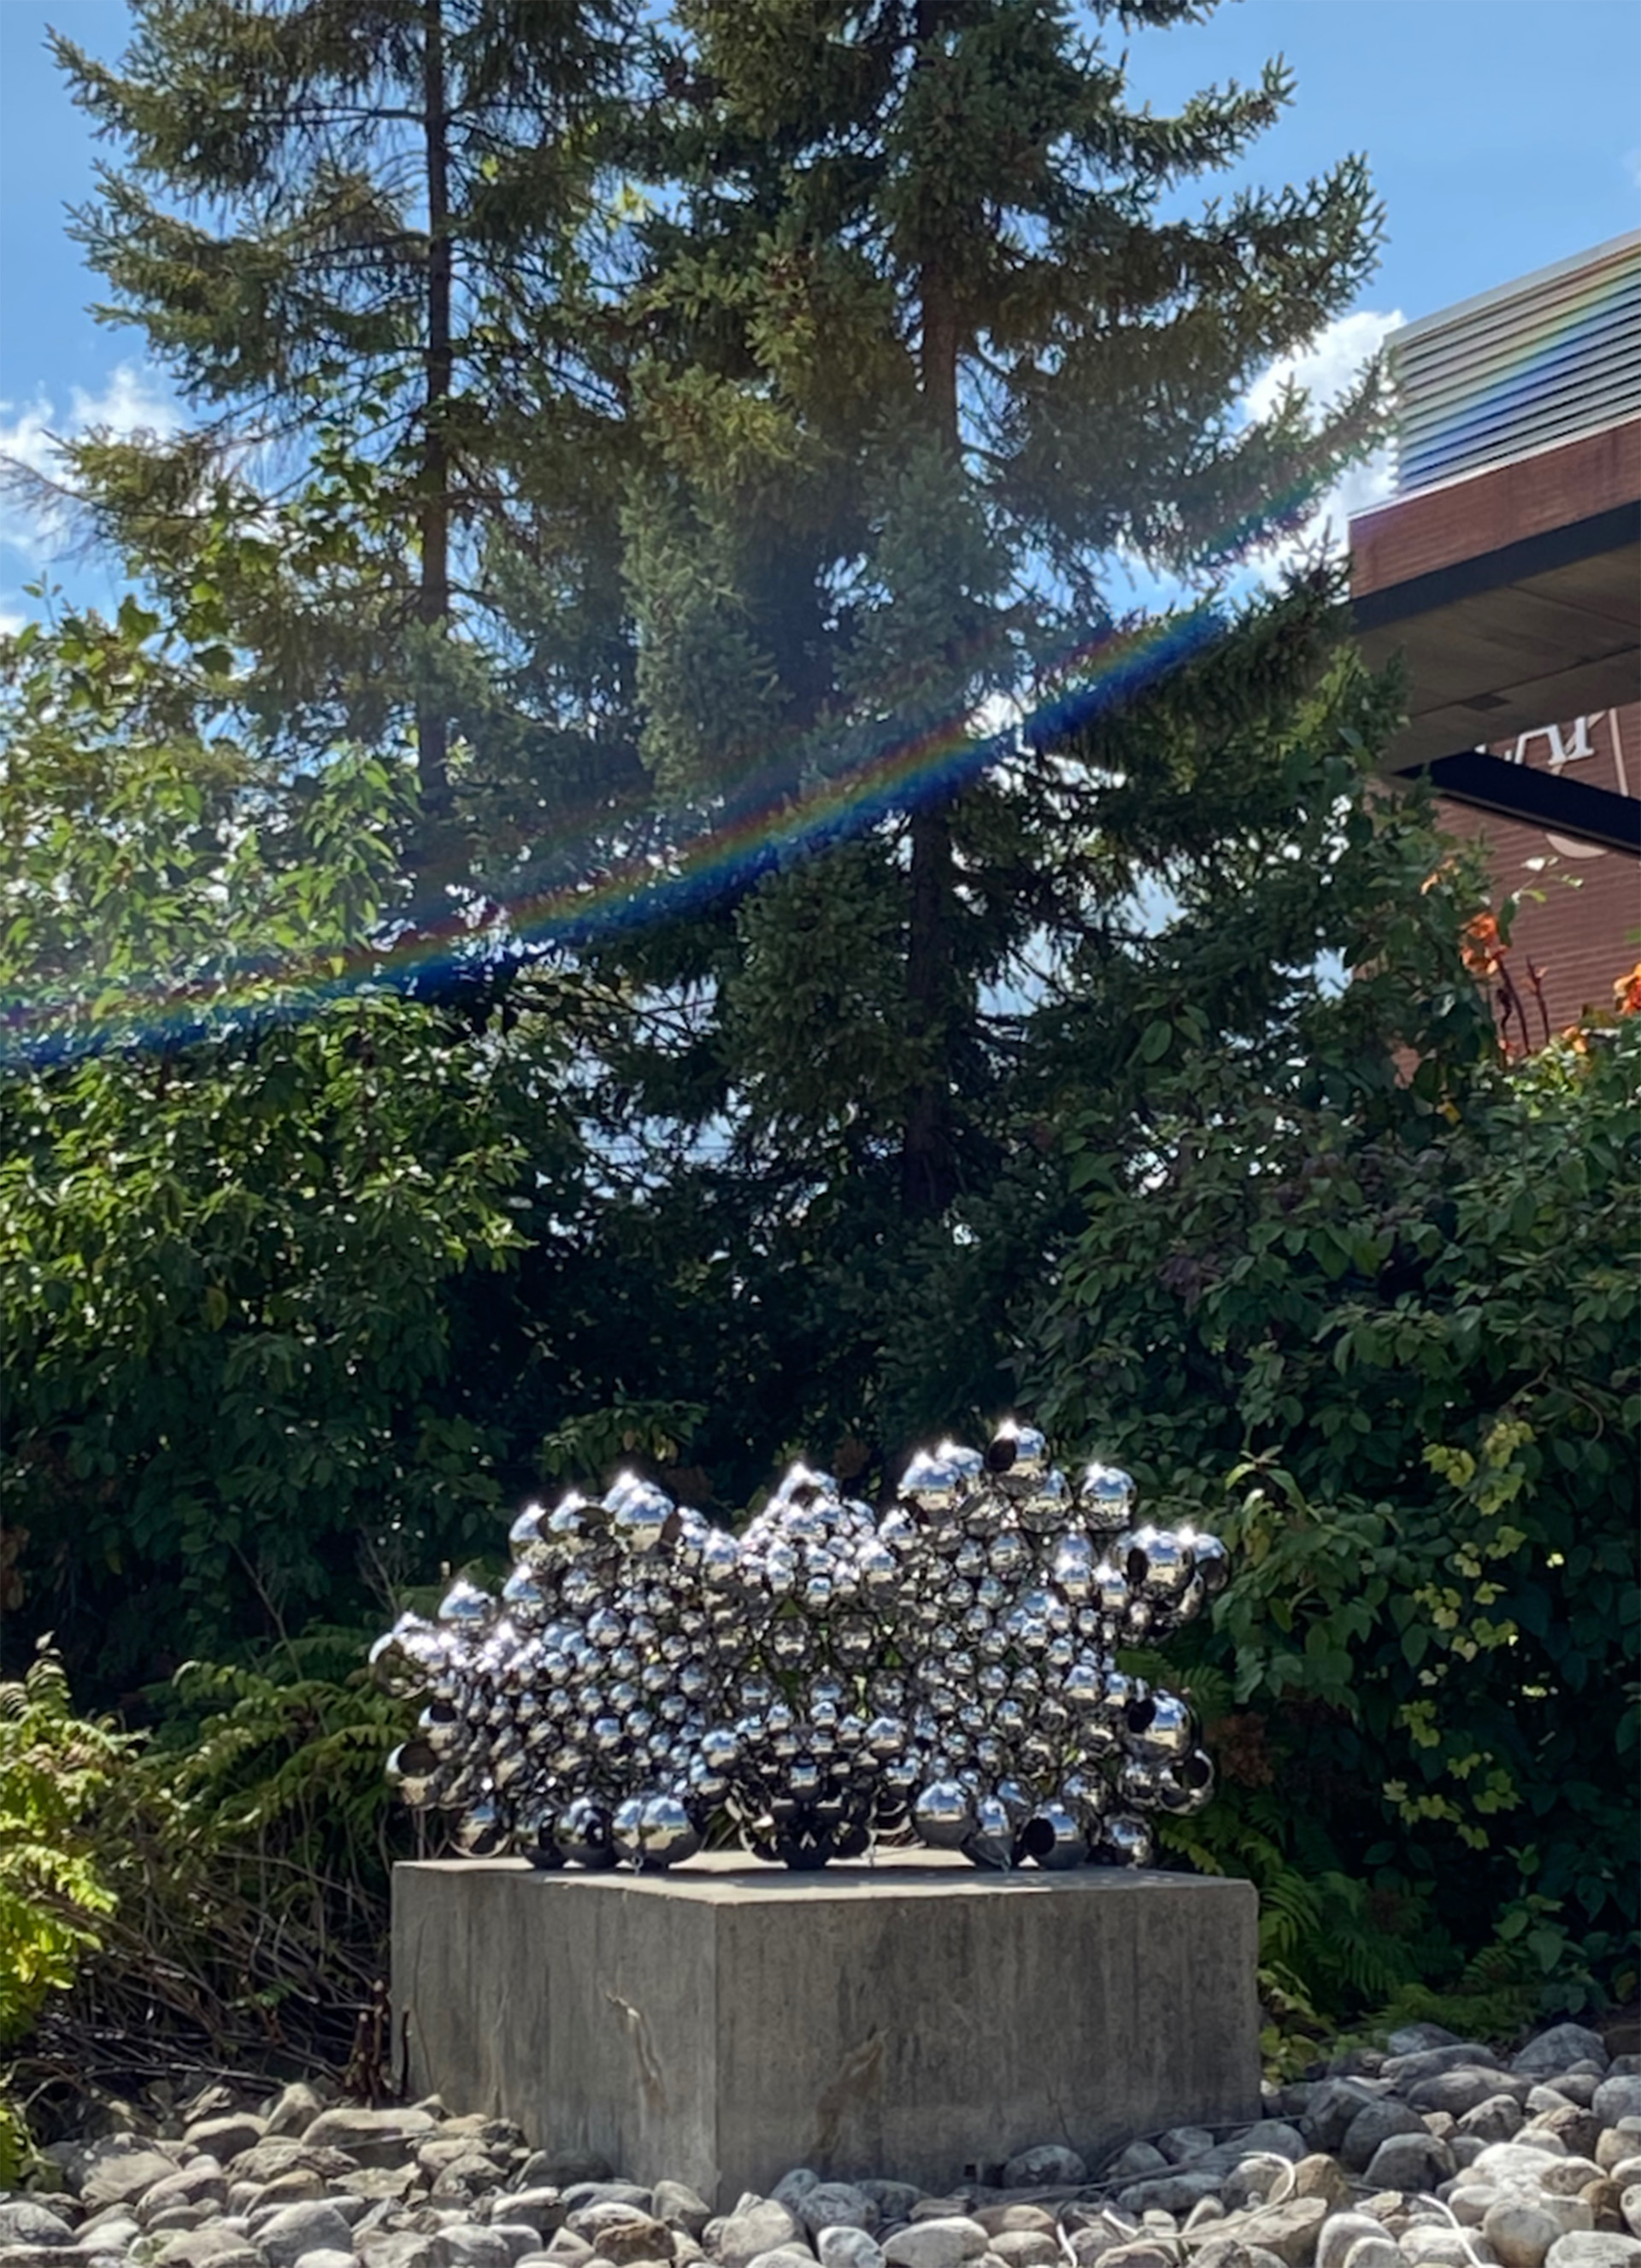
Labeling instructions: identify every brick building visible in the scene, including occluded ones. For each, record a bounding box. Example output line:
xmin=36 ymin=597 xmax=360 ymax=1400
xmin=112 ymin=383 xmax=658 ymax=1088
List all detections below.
xmin=1350 ymin=234 xmax=1639 ymax=1035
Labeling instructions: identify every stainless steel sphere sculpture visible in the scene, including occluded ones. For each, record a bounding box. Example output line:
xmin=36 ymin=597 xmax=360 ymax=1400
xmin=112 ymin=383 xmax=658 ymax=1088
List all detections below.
xmin=371 ymin=1422 xmax=1226 ymax=1873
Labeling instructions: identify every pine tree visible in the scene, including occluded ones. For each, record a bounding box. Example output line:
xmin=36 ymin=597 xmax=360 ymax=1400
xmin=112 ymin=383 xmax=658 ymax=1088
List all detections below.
xmin=620 ymin=0 xmax=1389 ymax=1221
xmin=49 ymin=0 xmax=640 ymax=888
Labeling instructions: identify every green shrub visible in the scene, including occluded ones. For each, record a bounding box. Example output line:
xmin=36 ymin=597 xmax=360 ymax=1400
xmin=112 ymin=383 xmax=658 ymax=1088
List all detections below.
xmin=1036 ymin=887 xmax=1641 ymax=2021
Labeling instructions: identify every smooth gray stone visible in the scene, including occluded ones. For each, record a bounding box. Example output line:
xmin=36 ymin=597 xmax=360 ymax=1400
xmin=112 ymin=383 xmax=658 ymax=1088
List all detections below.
xmin=562 ymin=2209 xmax=671 ymax=2268
xmin=356 ymin=2235 xmax=438 ymax=2268
xmin=1543 ymin=2241 xmax=1641 ymax=2268
xmin=0 ymin=2212 xmax=75 ymax=2251
xmin=1342 ymin=2104 xmax=1429 ymax=2176
xmin=1386 ymin=2029 xmax=1462 ymax=2059
xmin=1595 ymin=2084 xmax=1641 ymax=2131
xmin=503 ymin=2200 xmax=568 ymax=2242
xmin=1484 ymin=2201 xmax=1567 ymax=2268
xmin=1318 ymin=2218 xmax=1392 ymax=2268
xmin=257 ymin=2211 xmax=356 ymax=2268
xmin=1461 ymin=2101 xmax=1526 ymax=2145
xmin=651 ymin=2197 xmax=710 ymax=2244
xmin=518 ymin=2169 xmax=612 ymax=2200
xmin=560 ymin=2200 xmax=652 ymax=2225
xmin=771 ymin=2188 xmax=820 ymax=2218
xmin=798 ymin=2195 xmax=877 ymax=2241
xmin=1001 ymin=2150 xmax=1086 ymax=2191
xmin=491 ymin=2231 xmax=551 ymax=2266
xmin=987 ymin=2234 xmax=1058 ymax=2268
xmin=1104 ymin=2148 xmax=1168 ymax=2185
xmin=185 ymin=2127 xmax=268 ymax=2169
xmin=1303 ymin=2084 xmax=1389 ymax=2155
xmin=83 ymin=2153 xmax=184 ymax=2212
xmin=265 ymin=2095 xmax=327 ymax=2147
xmin=1157 ymin=2131 xmax=1217 ymax=2170
xmin=141 ymin=2169 xmax=229 ymax=2225
xmin=431 ymin=2232 xmax=515 ymax=2268
xmin=1221 ymin=2201 xmax=1329 ymax=2268
xmin=880 ymin=2224 xmax=989 ymax=2268
xmin=1409 ymin=2072 xmax=1531 ymax=2118
xmin=856 ymin=2199 xmax=918 ymax=2234
xmin=715 ymin=2206 xmax=805 ymax=2268
xmin=1514 ymin=2035 xmax=1609 ymax=2083
xmin=1340 ymin=2241 xmax=1402 ymax=2268
xmin=1380 ymin=2048 xmax=1503 ymax=2092
xmin=816 ymin=2235 xmax=884 ymax=2268
xmin=290 ymin=2250 xmax=355 ymax=2268
xmin=393 ymin=1858 xmax=1259 ymax=2209
xmin=1362 ymin=2133 xmax=1455 ymax=2189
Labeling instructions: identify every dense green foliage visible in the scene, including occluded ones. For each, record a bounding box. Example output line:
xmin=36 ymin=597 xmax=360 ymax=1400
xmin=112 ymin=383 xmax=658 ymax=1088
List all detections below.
xmin=1034 ymin=853 xmax=1641 ymax=2026
xmin=0 ymin=1650 xmax=123 ymax=2051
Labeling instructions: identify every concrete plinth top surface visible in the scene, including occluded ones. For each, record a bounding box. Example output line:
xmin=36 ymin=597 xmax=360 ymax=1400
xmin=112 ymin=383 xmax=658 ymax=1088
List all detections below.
xmin=405 ymin=1851 xmax=1234 ymax=1900
xmin=394 ymin=1854 xmax=1261 ymax=2206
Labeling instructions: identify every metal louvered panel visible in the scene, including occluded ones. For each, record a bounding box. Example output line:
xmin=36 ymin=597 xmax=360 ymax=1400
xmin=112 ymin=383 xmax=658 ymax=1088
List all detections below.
xmin=1391 ymin=232 xmax=1641 ymax=495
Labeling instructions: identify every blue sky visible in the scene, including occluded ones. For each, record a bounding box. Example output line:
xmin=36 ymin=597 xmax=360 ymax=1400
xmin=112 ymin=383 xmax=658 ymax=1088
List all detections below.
xmin=2 ymin=0 xmax=1638 ymax=625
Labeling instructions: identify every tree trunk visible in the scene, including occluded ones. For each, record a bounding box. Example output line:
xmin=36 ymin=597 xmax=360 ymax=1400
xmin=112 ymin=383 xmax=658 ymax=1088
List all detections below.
xmin=900 ymin=0 xmax=962 ymax=1221
xmin=419 ymin=0 xmax=453 ymax=822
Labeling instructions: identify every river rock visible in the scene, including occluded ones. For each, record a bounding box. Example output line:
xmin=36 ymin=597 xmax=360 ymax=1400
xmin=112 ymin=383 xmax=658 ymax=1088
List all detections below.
xmin=1410 ymin=2072 xmax=1530 ymax=2118
xmin=1515 ymin=2036 xmax=1610 ymax=2083
xmin=1341 ymin=2238 xmax=1402 ymax=2268
xmin=1596 ymin=2089 xmax=1641 ymax=2133
xmin=986 ymin=2236 xmax=1056 ymax=2268
xmin=141 ymin=2166 xmax=230 ymax=2224
xmin=1462 ymin=2102 xmax=1526 ymax=2146
xmin=1303 ymin=2084 xmax=1388 ymax=2155
xmin=1231 ymin=2200 xmax=1329 ymax=2268
xmin=1081 ymin=2247 xmax=1173 ymax=2268
xmin=799 ymin=2194 xmax=877 ymax=2240
xmin=82 ymin=2149 xmax=184 ymax=2212
xmin=1399 ymin=2235 xmax=1496 ymax=2268
xmin=1381 ymin=2049 xmax=1503 ymax=2093
xmin=564 ymin=2209 xmax=671 ymax=2267
xmin=1003 ymin=2147 xmax=1087 ymax=2189
xmin=1318 ymin=2217 xmax=1391 ymax=2268
xmin=1107 ymin=2148 xmax=1169 ymax=2185
xmin=816 ymin=2234 xmax=885 ymax=2268
xmin=1526 ymin=2114 xmax=1605 ymax=2164
xmin=300 ymin=2112 xmax=438 ymax=2173
xmin=264 ymin=2090 xmax=326 ymax=2143
xmin=157 ymin=2231 xmax=269 ymax=2268
xmin=855 ymin=2195 xmax=917 ymax=2233
xmin=256 ymin=2205 xmax=356 ymax=2268
xmin=1363 ymin=2136 xmax=1455 ymax=2191
xmin=358 ymin=2233 xmax=440 ymax=2268
xmin=1387 ymin=2029 xmax=1462 ymax=2059
xmin=881 ymin=2223 xmax=989 ymax=2268
xmin=715 ymin=2206 xmax=807 ymax=2268
xmin=431 ymin=2230 xmax=516 ymax=2268
xmin=1484 ymin=2202 xmax=1567 ymax=2268
xmin=651 ymin=2195 xmax=710 ymax=2244
xmin=1542 ymin=2081 xmax=1602 ymax=2112
xmin=185 ymin=2122 xmax=268 ymax=2165
xmin=1544 ymin=2239 xmax=1641 ymax=2268
xmin=1343 ymin=2106 xmax=1429 ymax=2176
xmin=1287 ymin=2161 xmax=1350 ymax=2212
xmin=0 ymin=2213 xmax=76 ymax=2252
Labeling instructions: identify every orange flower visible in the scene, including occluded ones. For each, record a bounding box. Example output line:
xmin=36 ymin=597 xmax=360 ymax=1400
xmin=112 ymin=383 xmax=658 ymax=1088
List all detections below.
xmin=1461 ymin=911 xmax=1504 ymax=978
xmin=1614 ymin=962 xmax=1641 ymax=1016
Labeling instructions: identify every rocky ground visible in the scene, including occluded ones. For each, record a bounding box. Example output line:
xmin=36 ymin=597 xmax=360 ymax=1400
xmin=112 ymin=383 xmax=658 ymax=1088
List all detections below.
xmin=3 ymin=2024 xmax=1639 ymax=2268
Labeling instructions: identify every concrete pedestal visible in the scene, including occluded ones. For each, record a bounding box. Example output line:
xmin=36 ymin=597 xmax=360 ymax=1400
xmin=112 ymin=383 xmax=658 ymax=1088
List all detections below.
xmin=391 ymin=1854 xmax=1259 ymax=2207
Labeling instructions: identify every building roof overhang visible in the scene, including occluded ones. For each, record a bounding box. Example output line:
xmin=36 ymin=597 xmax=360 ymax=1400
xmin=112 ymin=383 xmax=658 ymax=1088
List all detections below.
xmin=1350 ymin=418 xmax=1639 ymax=854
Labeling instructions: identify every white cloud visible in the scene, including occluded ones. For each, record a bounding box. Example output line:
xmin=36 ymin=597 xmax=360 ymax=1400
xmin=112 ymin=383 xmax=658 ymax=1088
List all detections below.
xmin=1241 ymin=307 xmax=1404 ymax=585
xmin=0 ymin=363 xmax=179 ymax=564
